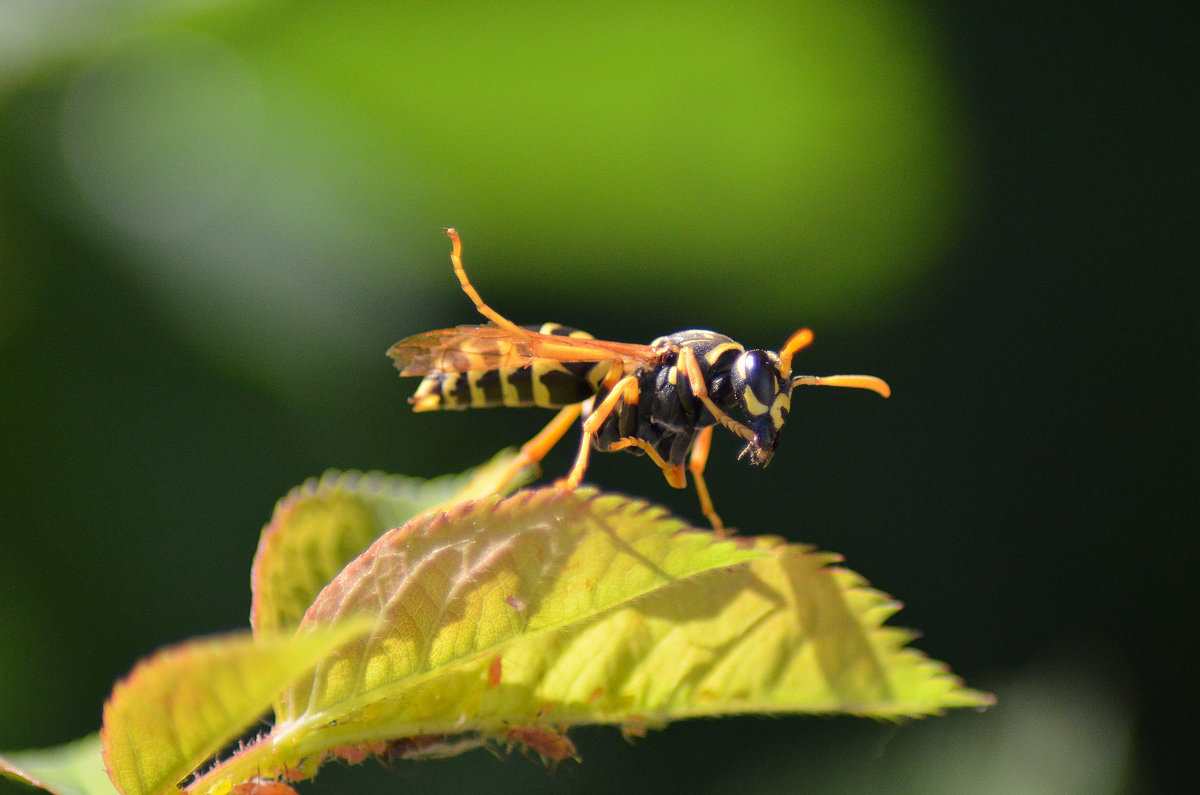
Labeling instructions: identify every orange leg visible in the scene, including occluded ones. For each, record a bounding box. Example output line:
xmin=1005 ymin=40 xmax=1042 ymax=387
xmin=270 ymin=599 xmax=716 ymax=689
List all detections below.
xmin=676 ymin=346 xmax=757 ymax=446
xmin=598 ymin=429 xmax=725 ymax=534
xmin=559 ymin=374 xmax=640 ymax=489
xmin=491 ymin=403 xmax=583 ymax=493
xmin=445 ymin=228 xmax=530 ymax=336
xmin=607 ymin=437 xmax=686 ymax=488
xmin=553 ymin=363 xmax=727 ymax=533
xmin=687 ymin=425 xmax=726 ymax=535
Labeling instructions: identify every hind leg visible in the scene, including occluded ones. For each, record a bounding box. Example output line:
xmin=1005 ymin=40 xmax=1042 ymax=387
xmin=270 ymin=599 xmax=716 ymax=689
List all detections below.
xmin=445 ymin=228 xmax=530 ymax=336
xmin=489 ymin=403 xmax=583 ymax=494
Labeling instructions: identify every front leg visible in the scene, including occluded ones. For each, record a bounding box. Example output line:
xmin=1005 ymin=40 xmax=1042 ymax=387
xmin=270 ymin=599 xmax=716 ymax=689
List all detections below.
xmin=676 ymin=345 xmax=757 ymax=446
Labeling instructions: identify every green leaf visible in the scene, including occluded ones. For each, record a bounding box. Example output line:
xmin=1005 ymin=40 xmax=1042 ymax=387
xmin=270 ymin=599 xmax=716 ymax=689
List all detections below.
xmin=251 ymin=450 xmax=531 ymax=637
xmin=94 ymin=476 xmax=988 ymax=794
xmin=283 ymin=488 xmax=762 ymax=725
xmin=185 ymin=486 xmax=988 ymax=792
xmin=1 ymin=734 xmax=116 ymax=795
xmin=187 ymin=487 xmax=765 ymax=791
xmin=99 ymin=622 xmax=369 ymax=795
xmin=495 ymin=538 xmax=992 ymax=725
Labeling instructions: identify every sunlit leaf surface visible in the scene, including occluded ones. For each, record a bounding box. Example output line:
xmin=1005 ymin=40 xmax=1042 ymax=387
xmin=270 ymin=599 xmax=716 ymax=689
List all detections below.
xmin=99 ymin=623 xmax=368 ymax=795
xmin=502 ymin=538 xmax=992 ymax=723
xmin=182 ymin=486 xmax=987 ymax=793
xmin=251 ymin=451 xmax=531 ymax=637
xmin=188 ymin=488 xmax=763 ymax=791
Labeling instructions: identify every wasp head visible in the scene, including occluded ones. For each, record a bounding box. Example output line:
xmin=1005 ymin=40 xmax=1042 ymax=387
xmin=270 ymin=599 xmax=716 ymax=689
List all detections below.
xmin=734 ymin=328 xmax=892 ymax=465
xmin=730 ymin=349 xmax=792 ymax=466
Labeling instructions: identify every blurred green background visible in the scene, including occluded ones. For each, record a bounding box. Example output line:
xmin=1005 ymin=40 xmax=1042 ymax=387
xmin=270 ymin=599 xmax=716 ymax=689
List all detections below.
xmin=1 ymin=1 xmax=1193 ymax=792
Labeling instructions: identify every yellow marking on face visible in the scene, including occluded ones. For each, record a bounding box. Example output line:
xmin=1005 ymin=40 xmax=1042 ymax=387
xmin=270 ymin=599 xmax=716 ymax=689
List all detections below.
xmin=770 ymin=392 xmax=791 ymax=428
xmin=734 ymin=356 xmax=771 ymax=417
xmin=740 ymin=384 xmax=771 ymax=417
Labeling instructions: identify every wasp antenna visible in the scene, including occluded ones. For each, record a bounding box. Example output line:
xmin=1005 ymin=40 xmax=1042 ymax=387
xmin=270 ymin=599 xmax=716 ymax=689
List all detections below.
xmin=778 ymin=328 xmax=814 ymax=376
xmin=792 ymin=374 xmax=891 ymax=398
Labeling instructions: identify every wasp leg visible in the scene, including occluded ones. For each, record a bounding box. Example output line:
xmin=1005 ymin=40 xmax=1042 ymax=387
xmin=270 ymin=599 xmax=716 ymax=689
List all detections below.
xmin=607 ymin=437 xmax=686 ymax=488
xmin=676 ymin=346 xmax=757 ymax=445
xmin=686 ymin=425 xmax=726 ymax=535
xmin=559 ymin=374 xmax=640 ymax=489
xmin=445 ymin=228 xmax=530 ymax=337
xmin=602 ymin=430 xmax=724 ymax=533
xmin=491 ymin=403 xmax=584 ymax=493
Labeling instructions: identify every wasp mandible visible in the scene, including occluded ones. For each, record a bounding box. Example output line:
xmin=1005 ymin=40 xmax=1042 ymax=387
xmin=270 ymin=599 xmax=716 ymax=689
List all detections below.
xmin=389 ymin=229 xmax=890 ymax=533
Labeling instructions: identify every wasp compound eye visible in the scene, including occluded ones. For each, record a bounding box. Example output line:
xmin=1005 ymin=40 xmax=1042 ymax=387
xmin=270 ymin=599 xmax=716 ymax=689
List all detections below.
xmin=733 ymin=351 xmax=784 ymax=420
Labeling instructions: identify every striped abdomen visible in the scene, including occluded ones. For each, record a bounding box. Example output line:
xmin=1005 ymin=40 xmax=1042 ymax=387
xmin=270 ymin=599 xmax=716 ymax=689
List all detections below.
xmin=409 ymin=323 xmax=614 ymax=412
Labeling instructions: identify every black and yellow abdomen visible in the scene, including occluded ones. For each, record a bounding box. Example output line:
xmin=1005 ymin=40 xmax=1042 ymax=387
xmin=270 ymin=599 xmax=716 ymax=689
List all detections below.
xmin=409 ymin=323 xmax=614 ymax=412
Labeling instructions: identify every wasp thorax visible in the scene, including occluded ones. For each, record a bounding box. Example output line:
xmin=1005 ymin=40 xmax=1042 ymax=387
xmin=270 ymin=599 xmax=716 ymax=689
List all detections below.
xmin=732 ymin=350 xmax=792 ymax=465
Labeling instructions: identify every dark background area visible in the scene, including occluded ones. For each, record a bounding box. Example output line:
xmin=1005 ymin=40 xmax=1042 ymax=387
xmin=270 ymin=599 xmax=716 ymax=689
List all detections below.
xmin=1 ymin=3 xmax=1194 ymax=793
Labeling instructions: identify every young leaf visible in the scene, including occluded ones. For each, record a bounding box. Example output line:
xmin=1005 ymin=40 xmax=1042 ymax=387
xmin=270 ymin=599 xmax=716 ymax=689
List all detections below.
xmin=251 ymin=450 xmax=531 ymax=637
xmin=1 ymin=733 xmax=117 ymax=795
xmin=186 ymin=488 xmax=765 ymax=791
xmin=490 ymin=538 xmax=992 ymax=726
xmin=121 ymin=483 xmax=988 ymax=794
xmin=100 ymin=621 xmax=369 ymax=795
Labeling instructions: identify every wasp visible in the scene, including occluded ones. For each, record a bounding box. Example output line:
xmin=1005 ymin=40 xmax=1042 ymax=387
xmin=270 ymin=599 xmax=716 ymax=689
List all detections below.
xmin=388 ymin=229 xmax=890 ymax=534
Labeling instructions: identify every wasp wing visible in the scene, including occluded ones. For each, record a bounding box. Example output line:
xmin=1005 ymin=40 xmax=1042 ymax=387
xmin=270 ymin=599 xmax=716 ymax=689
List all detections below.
xmin=388 ymin=326 xmax=660 ymax=376
xmin=388 ymin=327 xmax=533 ymax=375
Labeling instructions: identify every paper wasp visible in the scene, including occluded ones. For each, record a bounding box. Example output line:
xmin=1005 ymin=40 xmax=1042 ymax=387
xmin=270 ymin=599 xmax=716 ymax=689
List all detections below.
xmin=388 ymin=229 xmax=890 ymax=533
